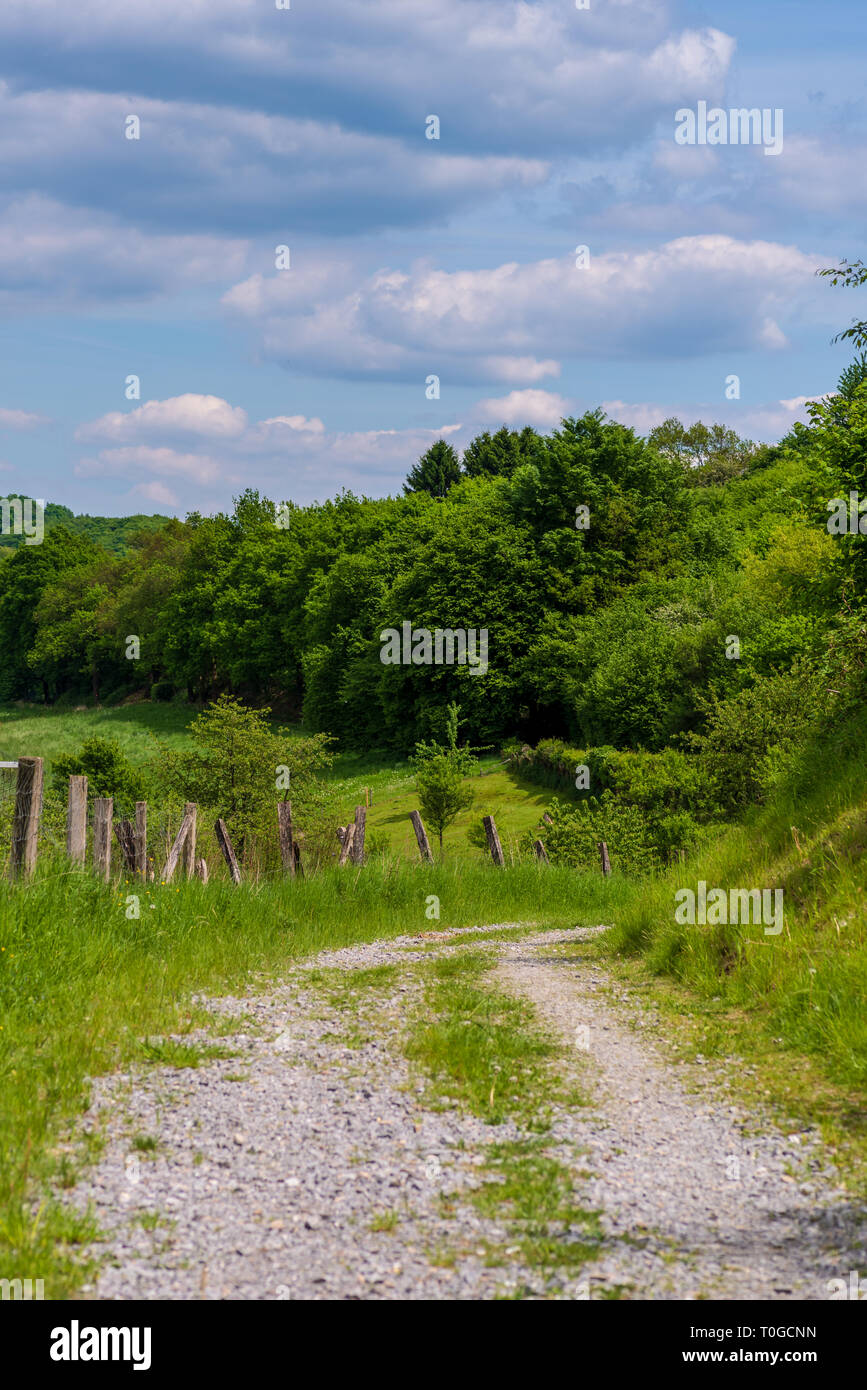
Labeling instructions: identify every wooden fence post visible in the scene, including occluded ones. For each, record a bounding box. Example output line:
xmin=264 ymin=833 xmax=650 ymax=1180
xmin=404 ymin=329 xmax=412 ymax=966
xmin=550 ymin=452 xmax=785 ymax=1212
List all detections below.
xmin=164 ymin=804 xmax=196 ymax=883
xmin=482 ymin=814 xmax=505 ymax=868
xmin=134 ymin=802 xmax=147 ymax=878
xmin=195 ymin=857 xmax=209 ymax=884
xmin=533 ymin=838 xmax=549 ymax=864
xmin=338 ymin=822 xmax=356 ymax=866
xmin=181 ymin=802 xmax=197 ymax=879
xmin=93 ymin=798 xmax=113 ymax=882
xmin=599 ymin=840 xmax=611 ymax=877
xmin=215 ymin=818 xmax=241 ymax=885
xmin=409 ymin=809 xmax=433 ymax=864
xmin=114 ymin=819 xmax=137 ymax=872
xmin=277 ymin=801 xmax=295 ymax=877
xmin=351 ymin=805 xmax=366 ymax=865
xmin=66 ymin=774 xmax=88 ymax=867
xmin=10 ymin=756 xmax=43 ymax=879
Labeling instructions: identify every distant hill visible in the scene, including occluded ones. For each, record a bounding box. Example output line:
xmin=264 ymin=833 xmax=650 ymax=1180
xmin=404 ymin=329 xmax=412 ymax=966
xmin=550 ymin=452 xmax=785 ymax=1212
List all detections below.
xmin=0 ymin=500 xmax=170 ymax=554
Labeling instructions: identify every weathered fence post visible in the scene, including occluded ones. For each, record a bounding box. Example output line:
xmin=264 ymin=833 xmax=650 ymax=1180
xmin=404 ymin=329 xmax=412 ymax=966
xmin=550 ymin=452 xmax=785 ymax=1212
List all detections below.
xmin=599 ymin=840 xmax=611 ymax=877
xmin=10 ymin=756 xmax=43 ymax=879
xmin=215 ymin=818 xmax=241 ymax=885
xmin=277 ymin=801 xmax=295 ymax=877
xmin=181 ymin=802 xmax=197 ymax=879
xmin=195 ymin=857 xmax=209 ymax=884
xmin=114 ymin=818 xmax=137 ymax=871
xmin=351 ymin=805 xmax=366 ymax=865
xmin=134 ymin=802 xmax=147 ymax=878
xmin=409 ymin=809 xmax=433 ymax=864
xmin=66 ymin=774 xmax=88 ymax=867
xmin=338 ymin=821 xmax=356 ymax=866
xmin=533 ymin=838 xmax=549 ymax=864
xmin=93 ymin=798 xmax=113 ymax=882
xmin=482 ymin=814 xmax=505 ymax=868
xmin=164 ymin=804 xmax=196 ymax=883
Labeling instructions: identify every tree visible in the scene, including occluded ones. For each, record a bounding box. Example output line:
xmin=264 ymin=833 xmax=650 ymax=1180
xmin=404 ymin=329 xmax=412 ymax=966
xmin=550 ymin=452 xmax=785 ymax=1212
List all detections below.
xmin=817 ymin=260 xmax=867 ymax=349
xmin=156 ymin=695 xmax=334 ymax=864
xmin=413 ymin=750 xmax=475 ymax=849
xmin=648 ymin=418 xmax=758 ymax=484
xmin=404 ymin=440 xmax=461 ymax=499
xmin=462 ymin=425 xmax=539 ymax=479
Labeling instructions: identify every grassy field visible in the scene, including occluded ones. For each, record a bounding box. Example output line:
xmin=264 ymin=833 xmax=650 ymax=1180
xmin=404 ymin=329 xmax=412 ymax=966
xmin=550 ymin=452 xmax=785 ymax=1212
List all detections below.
xmin=0 ymin=701 xmax=553 ymax=862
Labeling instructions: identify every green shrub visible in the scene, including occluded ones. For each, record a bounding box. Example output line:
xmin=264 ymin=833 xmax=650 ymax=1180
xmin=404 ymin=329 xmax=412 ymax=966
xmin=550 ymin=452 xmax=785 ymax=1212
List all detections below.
xmin=534 ymin=794 xmax=659 ymax=876
xmin=151 ymin=681 xmax=175 ymax=702
xmin=51 ymin=736 xmax=146 ymax=811
xmin=688 ymin=665 xmax=824 ymax=813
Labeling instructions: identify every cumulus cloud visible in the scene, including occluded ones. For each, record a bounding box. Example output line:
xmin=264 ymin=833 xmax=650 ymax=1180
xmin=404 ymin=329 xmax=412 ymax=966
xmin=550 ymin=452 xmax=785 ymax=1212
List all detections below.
xmin=472 ymin=389 xmax=572 ymax=428
xmin=224 ymin=235 xmax=823 ymax=384
xmin=77 ymin=395 xmax=249 ymax=443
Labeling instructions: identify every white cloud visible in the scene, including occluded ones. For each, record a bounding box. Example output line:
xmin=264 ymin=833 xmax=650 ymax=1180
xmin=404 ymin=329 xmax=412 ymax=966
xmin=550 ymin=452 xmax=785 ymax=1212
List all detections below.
xmin=0 ymin=406 xmax=49 ymax=430
xmin=473 ymin=389 xmax=572 ymax=428
xmin=0 ymin=84 xmax=548 ymax=239
xmin=225 ymin=235 xmax=824 ymax=384
xmin=77 ymin=395 xmax=249 ymax=444
xmin=0 ymin=5 xmax=734 ymax=159
xmin=0 ymin=196 xmax=247 ymax=310
xmin=133 ymin=479 xmax=181 ymax=507
xmin=76 ymin=447 xmax=227 ymax=486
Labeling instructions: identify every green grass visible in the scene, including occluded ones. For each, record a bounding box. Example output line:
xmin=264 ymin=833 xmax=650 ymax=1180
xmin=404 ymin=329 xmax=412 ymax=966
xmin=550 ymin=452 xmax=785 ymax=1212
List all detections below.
xmin=0 ymin=701 xmax=196 ymax=771
xmin=404 ymin=949 xmax=601 ymax=1285
xmin=0 ymin=854 xmax=617 ymax=1296
xmin=368 ymin=1210 xmax=401 ymax=1233
xmin=129 ymin=1133 xmax=158 ymax=1153
xmin=605 ymin=729 xmax=867 ymax=1091
xmin=406 ymin=950 xmax=557 ymax=1124
xmin=139 ymin=1040 xmax=238 ymax=1068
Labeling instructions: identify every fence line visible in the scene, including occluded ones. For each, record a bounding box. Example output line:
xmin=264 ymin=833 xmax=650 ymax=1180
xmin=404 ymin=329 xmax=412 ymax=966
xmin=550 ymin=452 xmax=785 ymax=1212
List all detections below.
xmin=2 ymin=761 xmax=601 ymax=886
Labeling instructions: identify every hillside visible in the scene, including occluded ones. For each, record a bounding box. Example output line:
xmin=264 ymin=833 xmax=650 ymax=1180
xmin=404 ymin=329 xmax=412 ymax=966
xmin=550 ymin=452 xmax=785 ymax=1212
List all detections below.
xmin=0 ymin=499 xmax=169 ymax=555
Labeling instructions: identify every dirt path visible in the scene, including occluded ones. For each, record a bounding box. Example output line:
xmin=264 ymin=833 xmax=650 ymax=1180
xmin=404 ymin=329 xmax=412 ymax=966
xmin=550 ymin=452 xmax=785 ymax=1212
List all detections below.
xmin=64 ymin=925 xmax=865 ymax=1300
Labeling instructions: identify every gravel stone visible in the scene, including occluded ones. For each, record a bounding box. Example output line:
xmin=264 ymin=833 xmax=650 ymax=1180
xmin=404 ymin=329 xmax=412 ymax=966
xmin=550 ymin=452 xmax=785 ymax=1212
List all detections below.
xmin=61 ymin=924 xmax=866 ymax=1300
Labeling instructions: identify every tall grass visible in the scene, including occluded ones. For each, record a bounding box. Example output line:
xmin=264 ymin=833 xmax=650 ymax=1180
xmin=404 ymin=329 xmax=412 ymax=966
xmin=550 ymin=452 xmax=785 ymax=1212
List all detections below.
xmin=0 ymin=853 xmax=626 ymax=1294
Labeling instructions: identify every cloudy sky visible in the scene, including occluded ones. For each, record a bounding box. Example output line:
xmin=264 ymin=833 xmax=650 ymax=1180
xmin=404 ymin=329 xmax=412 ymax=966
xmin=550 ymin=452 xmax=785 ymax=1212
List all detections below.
xmin=1 ymin=0 xmax=864 ymax=515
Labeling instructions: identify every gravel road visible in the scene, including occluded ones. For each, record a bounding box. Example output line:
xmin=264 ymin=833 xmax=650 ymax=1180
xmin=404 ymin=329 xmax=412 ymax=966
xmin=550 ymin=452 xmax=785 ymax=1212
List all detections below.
xmin=63 ymin=923 xmax=866 ymax=1300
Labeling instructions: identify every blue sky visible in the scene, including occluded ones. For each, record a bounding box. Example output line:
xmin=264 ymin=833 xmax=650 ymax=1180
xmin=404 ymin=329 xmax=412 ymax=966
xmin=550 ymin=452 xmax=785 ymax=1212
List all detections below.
xmin=0 ymin=0 xmax=865 ymax=516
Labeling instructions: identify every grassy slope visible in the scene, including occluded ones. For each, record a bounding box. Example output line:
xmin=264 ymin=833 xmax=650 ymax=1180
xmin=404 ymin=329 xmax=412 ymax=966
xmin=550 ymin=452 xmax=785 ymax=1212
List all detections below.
xmin=604 ymin=708 xmax=867 ymax=1109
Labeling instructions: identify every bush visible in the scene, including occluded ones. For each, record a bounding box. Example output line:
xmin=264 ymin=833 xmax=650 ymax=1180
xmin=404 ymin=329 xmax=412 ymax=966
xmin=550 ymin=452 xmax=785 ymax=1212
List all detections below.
xmin=535 ymin=794 xmax=659 ymax=877
xmin=51 ymin=736 xmax=146 ymax=811
xmin=688 ymin=665 xmax=824 ymax=813
xmin=151 ymin=681 xmax=175 ymax=702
